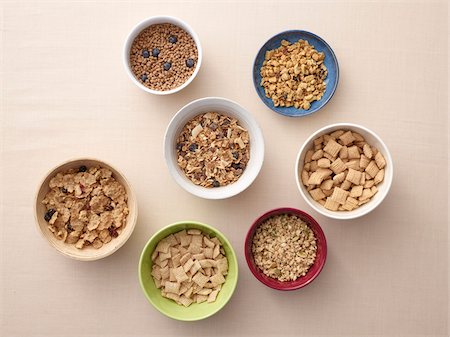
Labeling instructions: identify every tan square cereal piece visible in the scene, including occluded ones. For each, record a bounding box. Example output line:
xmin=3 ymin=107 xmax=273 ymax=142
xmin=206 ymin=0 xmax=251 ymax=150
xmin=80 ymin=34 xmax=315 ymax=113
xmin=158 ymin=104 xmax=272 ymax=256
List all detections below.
xmin=324 ymin=197 xmax=340 ymax=211
xmin=197 ymin=288 xmax=212 ymax=296
xmin=301 ymin=170 xmax=309 ymax=186
xmin=304 ymin=163 xmax=311 ymax=171
xmin=339 ymin=146 xmax=348 ymax=159
xmin=313 ymin=135 xmax=324 ymax=146
xmin=311 ymin=149 xmax=324 ymax=160
xmin=359 ymin=154 xmax=370 ymax=169
xmin=184 ymin=286 xmax=194 ymax=299
xmin=307 ymin=169 xmax=329 ymax=185
xmin=174 ymin=230 xmax=186 ymax=244
xmin=204 ymin=247 xmax=213 ymax=259
xmin=183 ymin=258 xmax=195 ymax=272
xmin=173 ymin=266 xmax=189 ymax=283
xmin=309 ymin=188 xmax=326 ymax=201
xmin=304 ymin=149 xmax=314 ymax=163
xmin=164 ymin=281 xmax=180 ymax=294
xmin=190 ymin=260 xmax=202 ymax=275
xmin=375 ymin=152 xmax=386 ymax=169
xmin=350 ymin=185 xmax=363 ymax=198
xmin=374 ymin=169 xmax=385 ymax=185
xmin=342 ymin=196 xmax=359 ymax=211
xmin=320 ymin=179 xmax=334 ymax=190
xmin=323 ymin=189 xmax=333 ymax=197
xmin=347 ymin=146 xmax=360 ymax=159
xmin=187 ymin=229 xmax=202 ymax=235
xmin=358 ymin=198 xmax=371 ymax=205
xmin=333 ymin=172 xmax=346 ymax=184
xmin=213 ymin=245 xmax=220 ymax=259
xmin=330 ymin=130 xmax=345 ymax=138
xmin=318 ymin=199 xmax=326 ymax=206
xmin=346 ymin=168 xmax=362 ymax=185
xmin=196 ymin=294 xmax=208 ymax=303
xmin=164 ymin=292 xmax=180 ymax=302
xmin=352 ymin=132 xmax=365 ymax=142
xmin=360 ymin=172 xmax=366 ymax=185
xmin=209 ymin=273 xmax=226 ymax=287
xmin=371 ymin=186 xmax=378 ymax=195
xmin=207 ymin=289 xmax=219 ymax=303
xmin=217 ymin=257 xmax=228 ymax=275
xmin=191 ymin=234 xmax=203 ymax=247
xmin=363 ymin=144 xmax=373 ymax=159
xmin=340 ymin=180 xmax=352 ymax=191
xmin=192 ymin=253 xmax=205 ymax=260
xmin=323 ymin=139 xmax=342 ymax=158
xmin=203 ymin=236 xmax=215 ymax=248
xmin=310 ymin=160 xmax=318 ymax=172
xmin=365 ymin=160 xmax=380 ymax=178
xmin=199 ymin=259 xmax=217 ymax=268
xmin=180 ymin=252 xmax=192 ymax=266
xmin=151 ymin=265 xmax=162 ymax=280
xmin=192 ymin=272 xmax=209 ymax=288
xmin=318 ymin=158 xmax=331 ymax=168
xmin=330 ymin=158 xmax=347 ymax=174
xmin=330 ymin=187 xmax=349 ymax=204
xmin=355 ymin=141 xmax=366 ymax=149
xmin=188 ymin=243 xmax=202 ymax=254
xmin=314 ymin=143 xmax=322 ymax=151
xmin=171 ymin=253 xmax=181 ymax=268
xmin=359 ymin=188 xmax=373 ymax=201
xmin=364 ymin=180 xmax=375 ymax=188
xmin=339 ymin=131 xmax=356 ymax=146
xmin=179 ymin=295 xmax=194 ymax=307
xmin=371 ymin=146 xmax=379 ymax=156
xmin=345 ymin=159 xmax=360 ymax=171
xmin=160 ymin=266 xmax=170 ymax=280
xmin=180 ymin=233 xmax=192 ymax=247
xmin=169 ymin=268 xmax=177 ymax=282
xmin=323 ymin=152 xmax=334 ymax=161
xmin=159 ymin=251 xmax=171 ymax=262
xmin=155 ymin=240 xmax=171 ymax=254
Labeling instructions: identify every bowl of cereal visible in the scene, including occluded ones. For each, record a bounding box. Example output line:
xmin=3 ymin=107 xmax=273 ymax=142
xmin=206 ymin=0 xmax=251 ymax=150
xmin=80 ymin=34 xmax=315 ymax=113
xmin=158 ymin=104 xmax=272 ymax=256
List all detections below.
xmin=253 ymin=30 xmax=339 ymax=117
xmin=138 ymin=221 xmax=238 ymax=321
xmin=295 ymin=123 xmax=393 ymax=220
xmin=245 ymin=208 xmax=327 ymax=291
xmin=34 ymin=158 xmax=138 ymax=261
xmin=124 ymin=16 xmax=202 ymax=95
xmin=164 ymin=97 xmax=264 ymax=199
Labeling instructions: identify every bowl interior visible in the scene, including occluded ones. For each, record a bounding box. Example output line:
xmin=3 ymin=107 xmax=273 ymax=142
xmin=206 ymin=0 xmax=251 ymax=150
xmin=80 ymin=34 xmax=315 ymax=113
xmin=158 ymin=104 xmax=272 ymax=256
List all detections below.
xmin=253 ymin=30 xmax=339 ymax=117
xmin=35 ymin=158 xmax=138 ymax=261
xmin=245 ymin=208 xmax=327 ymax=290
xmin=164 ymin=97 xmax=264 ymax=199
xmin=138 ymin=221 xmax=238 ymax=321
xmin=295 ymin=124 xmax=393 ymax=220
xmin=123 ymin=16 xmax=202 ymax=95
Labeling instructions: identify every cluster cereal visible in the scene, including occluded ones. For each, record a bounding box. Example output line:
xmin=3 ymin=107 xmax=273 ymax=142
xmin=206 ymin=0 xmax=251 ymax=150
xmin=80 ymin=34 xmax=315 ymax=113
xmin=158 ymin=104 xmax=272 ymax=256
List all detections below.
xmin=42 ymin=166 xmax=129 ymax=249
xmin=151 ymin=229 xmax=228 ymax=307
xmin=252 ymin=214 xmax=317 ymax=282
xmin=260 ymin=39 xmax=327 ymax=110
xmin=300 ymin=129 xmax=387 ymax=211
xmin=176 ymin=112 xmax=250 ymax=188
xmin=130 ymin=23 xmax=198 ymax=91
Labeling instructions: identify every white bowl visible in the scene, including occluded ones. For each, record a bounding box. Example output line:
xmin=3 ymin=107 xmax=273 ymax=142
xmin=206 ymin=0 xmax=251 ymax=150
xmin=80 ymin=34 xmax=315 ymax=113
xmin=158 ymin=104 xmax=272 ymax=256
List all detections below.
xmin=164 ymin=97 xmax=265 ymax=199
xmin=295 ymin=123 xmax=393 ymax=220
xmin=123 ymin=16 xmax=202 ymax=95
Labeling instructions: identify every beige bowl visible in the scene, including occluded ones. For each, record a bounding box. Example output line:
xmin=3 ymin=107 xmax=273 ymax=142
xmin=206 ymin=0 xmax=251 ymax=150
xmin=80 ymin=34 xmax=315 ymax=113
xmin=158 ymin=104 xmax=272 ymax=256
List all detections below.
xmin=34 ymin=158 xmax=138 ymax=261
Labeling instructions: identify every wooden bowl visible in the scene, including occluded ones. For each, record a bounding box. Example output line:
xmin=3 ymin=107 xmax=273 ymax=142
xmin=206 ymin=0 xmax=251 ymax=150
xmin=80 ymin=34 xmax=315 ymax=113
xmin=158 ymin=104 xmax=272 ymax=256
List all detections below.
xmin=34 ymin=158 xmax=138 ymax=261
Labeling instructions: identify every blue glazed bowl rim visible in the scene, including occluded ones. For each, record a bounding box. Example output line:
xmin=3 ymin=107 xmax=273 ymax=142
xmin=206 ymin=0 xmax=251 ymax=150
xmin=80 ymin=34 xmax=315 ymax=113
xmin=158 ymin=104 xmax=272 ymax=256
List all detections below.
xmin=252 ymin=29 xmax=339 ymax=117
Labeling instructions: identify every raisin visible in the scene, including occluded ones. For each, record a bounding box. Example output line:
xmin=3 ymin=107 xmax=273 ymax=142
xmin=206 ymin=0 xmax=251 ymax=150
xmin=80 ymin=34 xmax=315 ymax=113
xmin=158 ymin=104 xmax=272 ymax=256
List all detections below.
xmin=44 ymin=209 xmax=56 ymax=222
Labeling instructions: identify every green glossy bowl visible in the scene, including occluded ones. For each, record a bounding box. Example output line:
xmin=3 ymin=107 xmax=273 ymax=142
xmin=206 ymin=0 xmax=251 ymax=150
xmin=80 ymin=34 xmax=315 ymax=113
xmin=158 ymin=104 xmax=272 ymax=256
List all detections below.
xmin=138 ymin=221 xmax=239 ymax=321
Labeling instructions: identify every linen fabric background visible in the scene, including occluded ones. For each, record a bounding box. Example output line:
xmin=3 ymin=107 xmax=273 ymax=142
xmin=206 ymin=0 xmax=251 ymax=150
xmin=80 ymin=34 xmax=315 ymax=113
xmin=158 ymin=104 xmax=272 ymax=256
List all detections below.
xmin=0 ymin=0 xmax=448 ymax=336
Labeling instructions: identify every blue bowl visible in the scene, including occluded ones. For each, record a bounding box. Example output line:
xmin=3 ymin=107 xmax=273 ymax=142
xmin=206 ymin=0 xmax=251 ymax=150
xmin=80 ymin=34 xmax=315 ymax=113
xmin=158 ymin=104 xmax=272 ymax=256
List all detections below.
xmin=253 ymin=30 xmax=339 ymax=117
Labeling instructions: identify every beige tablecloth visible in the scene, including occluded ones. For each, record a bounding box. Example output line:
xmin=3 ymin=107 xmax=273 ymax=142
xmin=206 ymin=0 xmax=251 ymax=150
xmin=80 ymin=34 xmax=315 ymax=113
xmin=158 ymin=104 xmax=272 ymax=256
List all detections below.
xmin=0 ymin=1 xmax=448 ymax=336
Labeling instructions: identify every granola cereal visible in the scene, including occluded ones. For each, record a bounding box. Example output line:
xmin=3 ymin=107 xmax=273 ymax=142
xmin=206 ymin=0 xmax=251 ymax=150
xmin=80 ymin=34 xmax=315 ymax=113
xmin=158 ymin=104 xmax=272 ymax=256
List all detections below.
xmin=252 ymin=214 xmax=317 ymax=281
xmin=301 ymin=129 xmax=386 ymax=211
xmin=176 ymin=112 xmax=250 ymax=188
xmin=260 ymin=39 xmax=327 ymax=110
xmin=130 ymin=23 xmax=198 ymax=91
xmin=151 ymin=229 xmax=228 ymax=306
xmin=42 ymin=165 xmax=129 ymax=249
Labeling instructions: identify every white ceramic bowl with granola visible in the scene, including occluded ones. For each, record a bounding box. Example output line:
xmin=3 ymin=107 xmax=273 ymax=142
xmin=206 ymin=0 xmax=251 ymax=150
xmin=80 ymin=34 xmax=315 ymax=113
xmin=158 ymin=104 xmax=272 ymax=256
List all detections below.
xmin=34 ymin=158 xmax=138 ymax=261
xmin=295 ymin=123 xmax=393 ymax=220
xmin=164 ymin=97 xmax=265 ymax=199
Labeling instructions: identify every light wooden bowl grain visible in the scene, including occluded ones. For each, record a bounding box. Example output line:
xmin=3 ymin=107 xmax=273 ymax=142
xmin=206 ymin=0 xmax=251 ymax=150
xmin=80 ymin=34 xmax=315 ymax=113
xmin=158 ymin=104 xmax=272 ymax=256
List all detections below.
xmin=34 ymin=158 xmax=138 ymax=261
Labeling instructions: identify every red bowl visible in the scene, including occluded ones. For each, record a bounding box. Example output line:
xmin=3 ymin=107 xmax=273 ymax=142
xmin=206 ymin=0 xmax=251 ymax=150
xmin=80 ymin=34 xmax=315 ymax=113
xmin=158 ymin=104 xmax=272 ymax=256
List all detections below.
xmin=244 ymin=208 xmax=327 ymax=291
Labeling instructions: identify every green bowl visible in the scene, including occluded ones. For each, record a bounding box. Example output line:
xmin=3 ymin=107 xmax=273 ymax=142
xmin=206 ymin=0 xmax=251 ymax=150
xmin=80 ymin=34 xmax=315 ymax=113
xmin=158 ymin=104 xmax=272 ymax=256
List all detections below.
xmin=138 ymin=221 xmax=239 ymax=321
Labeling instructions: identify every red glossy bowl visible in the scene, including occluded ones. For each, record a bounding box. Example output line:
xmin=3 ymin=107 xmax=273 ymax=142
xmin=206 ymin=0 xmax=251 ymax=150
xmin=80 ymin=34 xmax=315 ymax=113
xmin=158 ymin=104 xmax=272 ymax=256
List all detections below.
xmin=245 ymin=208 xmax=327 ymax=291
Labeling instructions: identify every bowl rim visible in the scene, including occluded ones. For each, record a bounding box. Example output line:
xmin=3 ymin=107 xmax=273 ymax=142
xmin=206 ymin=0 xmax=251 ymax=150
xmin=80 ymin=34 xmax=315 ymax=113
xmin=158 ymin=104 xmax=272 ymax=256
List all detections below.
xmin=138 ymin=220 xmax=239 ymax=321
xmin=163 ymin=96 xmax=265 ymax=199
xmin=123 ymin=15 xmax=203 ymax=95
xmin=295 ymin=123 xmax=394 ymax=220
xmin=244 ymin=207 xmax=327 ymax=291
xmin=252 ymin=29 xmax=339 ymax=117
xmin=34 ymin=157 xmax=138 ymax=261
